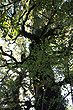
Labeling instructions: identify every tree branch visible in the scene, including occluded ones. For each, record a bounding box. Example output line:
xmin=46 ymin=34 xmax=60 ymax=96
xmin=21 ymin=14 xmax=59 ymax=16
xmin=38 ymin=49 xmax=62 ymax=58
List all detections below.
xmin=22 ymin=4 xmax=36 ymax=30
xmin=0 ymin=0 xmax=17 ymax=8
xmin=62 ymin=91 xmax=71 ymax=101
xmin=41 ymin=7 xmax=57 ymax=37
xmin=0 ymin=46 xmax=18 ymax=63
xmin=57 ymin=78 xmax=70 ymax=87
xmin=18 ymin=10 xmax=27 ymax=21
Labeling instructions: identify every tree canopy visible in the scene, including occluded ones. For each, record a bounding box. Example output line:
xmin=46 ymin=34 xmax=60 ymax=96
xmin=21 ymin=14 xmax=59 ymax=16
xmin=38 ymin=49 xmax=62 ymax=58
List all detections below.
xmin=0 ymin=0 xmax=73 ymax=110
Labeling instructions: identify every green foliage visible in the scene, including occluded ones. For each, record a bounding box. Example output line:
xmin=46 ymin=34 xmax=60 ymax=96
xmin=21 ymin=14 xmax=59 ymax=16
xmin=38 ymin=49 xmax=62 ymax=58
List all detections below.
xmin=0 ymin=0 xmax=73 ymax=110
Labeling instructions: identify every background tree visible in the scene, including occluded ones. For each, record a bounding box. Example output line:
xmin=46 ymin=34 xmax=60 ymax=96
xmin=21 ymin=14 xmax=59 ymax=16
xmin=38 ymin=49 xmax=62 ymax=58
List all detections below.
xmin=0 ymin=0 xmax=73 ymax=110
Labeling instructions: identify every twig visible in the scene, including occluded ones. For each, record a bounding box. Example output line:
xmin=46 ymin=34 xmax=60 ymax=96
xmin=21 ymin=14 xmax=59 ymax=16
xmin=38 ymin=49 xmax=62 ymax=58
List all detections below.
xmin=22 ymin=4 xmax=36 ymax=28
xmin=0 ymin=46 xmax=17 ymax=63
xmin=41 ymin=87 xmax=47 ymax=110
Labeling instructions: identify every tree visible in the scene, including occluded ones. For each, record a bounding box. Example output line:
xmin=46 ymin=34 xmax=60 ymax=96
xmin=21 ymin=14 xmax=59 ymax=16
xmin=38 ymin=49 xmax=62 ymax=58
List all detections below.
xmin=0 ymin=0 xmax=73 ymax=110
